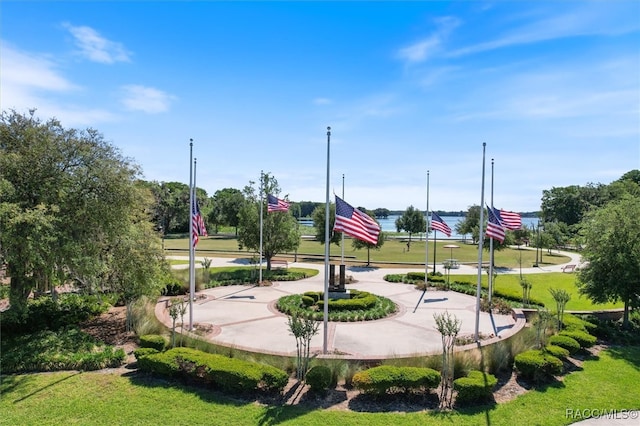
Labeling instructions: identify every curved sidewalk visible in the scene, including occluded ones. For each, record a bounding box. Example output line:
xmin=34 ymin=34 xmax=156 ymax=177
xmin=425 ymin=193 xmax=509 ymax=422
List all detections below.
xmin=160 ymin=257 xmax=531 ymax=360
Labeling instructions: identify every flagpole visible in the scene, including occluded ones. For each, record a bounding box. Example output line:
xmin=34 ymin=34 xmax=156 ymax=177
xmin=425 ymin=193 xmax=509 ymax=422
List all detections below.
xmin=475 ymin=143 xmax=487 ymax=341
xmin=425 ymin=171 xmax=430 ymax=281
xmin=341 ymin=173 xmax=345 ymax=265
xmin=489 ymin=159 xmax=495 ymax=307
xmin=323 ymin=127 xmax=331 ymax=354
xmin=188 ymin=140 xmax=195 ymax=330
xmin=259 ymin=170 xmax=264 ymax=284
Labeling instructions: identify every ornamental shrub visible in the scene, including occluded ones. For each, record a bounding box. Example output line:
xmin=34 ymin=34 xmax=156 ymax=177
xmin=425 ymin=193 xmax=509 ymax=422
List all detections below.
xmin=514 ymin=350 xmax=563 ymax=383
xmin=559 ymin=330 xmax=597 ymax=348
xmin=352 ymin=365 xmax=440 ymax=395
xmin=561 ymin=314 xmax=597 ymax=333
xmin=305 ymin=365 xmax=333 ymax=392
xmin=137 ymin=347 xmax=288 ymax=394
xmin=139 ymin=334 xmax=167 ymax=351
xmin=134 ymin=347 xmax=159 ymax=360
xmin=406 ymin=272 xmax=426 ymax=281
xmin=543 ymin=345 xmax=570 ymax=359
xmin=301 ymin=295 xmax=315 ymax=307
xmin=453 ymin=370 xmax=498 ymax=405
xmin=548 ymin=335 xmax=580 ymax=354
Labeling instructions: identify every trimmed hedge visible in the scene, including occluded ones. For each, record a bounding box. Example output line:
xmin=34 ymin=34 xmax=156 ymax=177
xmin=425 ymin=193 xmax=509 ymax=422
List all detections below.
xmin=453 ymin=370 xmax=498 ymax=405
xmin=514 ymin=350 xmax=563 ymax=382
xmin=352 ymin=365 xmax=440 ymax=395
xmin=317 ymin=290 xmax=378 ymax=311
xmin=562 ymin=314 xmax=597 ymax=333
xmin=559 ymin=330 xmax=597 ymax=348
xmin=134 ymin=347 xmax=159 ymax=360
xmin=139 ymin=334 xmax=167 ymax=351
xmin=137 ymin=347 xmax=288 ymax=394
xmin=305 ymin=365 xmax=333 ymax=392
xmin=544 ymin=344 xmax=570 ymax=359
xmin=548 ymin=335 xmax=581 ymax=354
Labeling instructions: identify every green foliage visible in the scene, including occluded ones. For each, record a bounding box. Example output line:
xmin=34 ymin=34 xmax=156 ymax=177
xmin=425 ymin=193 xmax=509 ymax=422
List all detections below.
xmin=559 ymin=330 xmax=597 ymax=348
xmin=480 ymin=295 xmax=513 ymax=315
xmin=305 ymin=365 xmax=334 ymax=392
xmin=549 ymin=288 xmax=571 ymax=330
xmin=237 ymin=172 xmax=301 ymax=266
xmin=276 ymin=290 xmax=397 ymax=322
xmin=561 ymin=313 xmax=597 ymax=333
xmin=453 ymin=370 xmax=498 ymax=405
xmin=0 ymin=110 xmax=165 ymax=317
xmin=287 ymin=314 xmax=319 ymax=380
xmin=139 ymin=334 xmax=168 ymax=351
xmin=514 ymin=349 xmax=563 ymax=383
xmin=547 ymin=335 xmax=581 ymax=355
xmin=0 ymin=327 xmax=125 ymax=373
xmin=395 ymin=205 xmax=426 ymax=249
xmin=543 ymin=345 xmax=570 ymax=359
xmin=133 ymin=347 xmax=159 ymax=360
xmin=0 ymin=293 xmax=113 ymax=336
xmin=586 ymin=311 xmax=640 ymax=345
xmin=137 ymin=347 xmax=288 ymax=394
xmin=352 ymin=365 xmax=440 ymax=395
xmin=577 ymin=195 xmax=640 ymax=328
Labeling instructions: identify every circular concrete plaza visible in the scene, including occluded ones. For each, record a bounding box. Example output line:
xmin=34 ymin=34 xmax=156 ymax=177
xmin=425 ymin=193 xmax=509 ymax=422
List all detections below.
xmin=159 ymin=258 xmax=535 ymax=360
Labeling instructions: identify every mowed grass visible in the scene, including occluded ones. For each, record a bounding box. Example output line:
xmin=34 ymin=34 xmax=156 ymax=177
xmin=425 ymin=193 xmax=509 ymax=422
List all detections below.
xmin=165 ymin=234 xmax=567 ymax=268
xmin=454 ymin=273 xmax=623 ymax=311
xmin=2 ymin=347 xmax=638 ymax=426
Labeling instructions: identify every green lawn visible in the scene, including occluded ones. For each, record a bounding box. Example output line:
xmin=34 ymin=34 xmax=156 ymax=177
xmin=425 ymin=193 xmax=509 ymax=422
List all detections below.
xmin=165 ymin=234 xmax=568 ymax=268
xmin=454 ymin=273 xmax=623 ymax=311
xmin=2 ymin=346 xmax=638 ymax=425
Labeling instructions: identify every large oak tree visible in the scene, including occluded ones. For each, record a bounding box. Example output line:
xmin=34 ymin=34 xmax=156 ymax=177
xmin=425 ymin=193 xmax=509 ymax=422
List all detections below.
xmin=0 ymin=110 xmax=165 ymax=319
xmin=576 ymin=195 xmax=640 ymax=328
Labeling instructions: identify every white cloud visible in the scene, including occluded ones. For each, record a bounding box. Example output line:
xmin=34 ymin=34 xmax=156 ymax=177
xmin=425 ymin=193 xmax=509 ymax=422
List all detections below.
xmin=397 ymin=16 xmax=460 ymax=64
xmin=449 ymin=3 xmax=640 ymax=57
xmin=1 ymin=43 xmax=77 ymax=93
xmin=63 ymin=23 xmax=131 ymax=64
xmin=120 ymin=85 xmax=175 ymax=113
xmin=0 ymin=42 xmax=118 ymax=126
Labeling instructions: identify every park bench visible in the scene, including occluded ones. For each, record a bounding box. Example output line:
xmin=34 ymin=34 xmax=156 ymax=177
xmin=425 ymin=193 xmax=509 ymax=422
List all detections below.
xmin=271 ymin=259 xmax=288 ymax=269
xmin=561 ymin=264 xmax=576 ymax=273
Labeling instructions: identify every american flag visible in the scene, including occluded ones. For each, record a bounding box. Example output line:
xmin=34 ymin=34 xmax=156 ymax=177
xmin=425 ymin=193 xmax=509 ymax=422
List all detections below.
xmin=430 ymin=212 xmax=452 ymax=237
xmin=499 ymin=209 xmax=522 ymax=230
xmin=486 ymin=206 xmax=505 ymax=243
xmin=267 ymin=193 xmax=290 ymax=212
xmin=334 ymin=196 xmax=380 ymax=245
xmin=192 ymin=193 xmax=207 ymax=247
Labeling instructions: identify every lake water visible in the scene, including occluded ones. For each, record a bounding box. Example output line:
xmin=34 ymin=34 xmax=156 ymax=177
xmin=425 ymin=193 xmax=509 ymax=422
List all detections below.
xmin=299 ymin=215 xmax=539 ymax=240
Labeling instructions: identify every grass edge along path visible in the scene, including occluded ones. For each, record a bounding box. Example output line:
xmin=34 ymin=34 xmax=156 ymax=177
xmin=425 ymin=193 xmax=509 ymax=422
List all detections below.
xmin=1 ymin=346 xmax=638 ymax=426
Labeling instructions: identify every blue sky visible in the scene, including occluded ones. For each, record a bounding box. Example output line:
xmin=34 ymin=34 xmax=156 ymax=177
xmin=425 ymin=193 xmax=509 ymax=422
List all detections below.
xmin=2 ymin=1 xmax=639 ymax=212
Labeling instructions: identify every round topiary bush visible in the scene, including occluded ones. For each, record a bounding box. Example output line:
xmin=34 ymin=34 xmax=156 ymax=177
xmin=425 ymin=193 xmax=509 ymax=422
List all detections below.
xmin=514 ymin=349 xmax=563 ymax=382
xmin=305 ymin=365 xmax=333 ymax=392
xmin=352 ymin=365 xmax=440 ymax=395
xmin=133 ymin=347 xmax=159 ymax=360
xmin=559 ymin=330 xmax=597 ymax=348
xmin=543 ymin=344 xmax=570 ymax=359
xmin=276 ymin=290 xmax=397 ymax=322
xmin=548 ymin=335 xmax=581 ymax=354
xmin=453 ymin=370 xmax=498 ymax=405
xmin=139 ymin=334 xmax=167 ymax=351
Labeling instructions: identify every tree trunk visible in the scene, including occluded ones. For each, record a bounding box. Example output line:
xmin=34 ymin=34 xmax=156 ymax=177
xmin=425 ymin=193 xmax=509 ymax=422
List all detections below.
xmin=622 ymin=299 xmax=630 ymax=330
xmin=9 ymin=274 xmax=35 ymax=318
